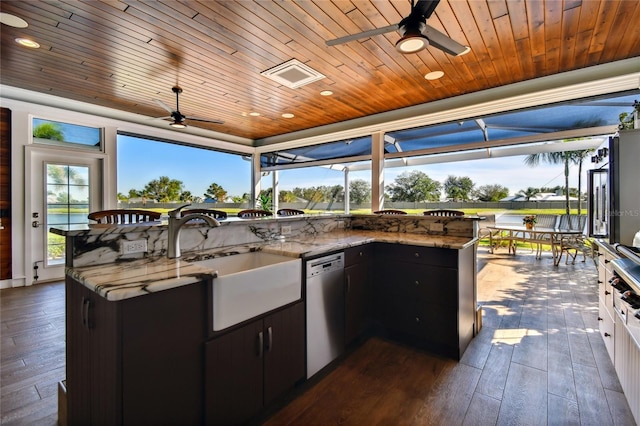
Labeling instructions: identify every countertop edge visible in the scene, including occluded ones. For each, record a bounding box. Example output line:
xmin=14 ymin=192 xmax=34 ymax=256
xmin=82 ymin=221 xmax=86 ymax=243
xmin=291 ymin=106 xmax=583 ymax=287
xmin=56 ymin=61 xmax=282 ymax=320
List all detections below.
xmin=67 ymin=232 xmax=478 ymax=301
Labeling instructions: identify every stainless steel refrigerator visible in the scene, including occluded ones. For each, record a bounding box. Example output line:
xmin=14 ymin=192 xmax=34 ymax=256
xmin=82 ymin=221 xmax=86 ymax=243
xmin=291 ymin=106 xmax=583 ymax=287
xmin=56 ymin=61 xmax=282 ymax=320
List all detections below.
xmin=588 ymin=129 xmax=640 ymax=245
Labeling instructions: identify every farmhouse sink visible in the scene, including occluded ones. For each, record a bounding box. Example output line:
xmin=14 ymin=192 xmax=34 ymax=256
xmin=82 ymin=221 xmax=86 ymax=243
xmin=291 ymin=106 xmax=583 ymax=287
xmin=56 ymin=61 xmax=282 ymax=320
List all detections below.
xmin=190 ymin=252 xmax=302 ymax=331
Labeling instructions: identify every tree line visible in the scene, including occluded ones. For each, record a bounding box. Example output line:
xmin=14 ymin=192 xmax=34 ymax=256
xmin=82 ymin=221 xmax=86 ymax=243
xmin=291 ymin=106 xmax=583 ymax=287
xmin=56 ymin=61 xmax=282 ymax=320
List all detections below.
xmin=117 ymin=170 xmax=547 ymax=204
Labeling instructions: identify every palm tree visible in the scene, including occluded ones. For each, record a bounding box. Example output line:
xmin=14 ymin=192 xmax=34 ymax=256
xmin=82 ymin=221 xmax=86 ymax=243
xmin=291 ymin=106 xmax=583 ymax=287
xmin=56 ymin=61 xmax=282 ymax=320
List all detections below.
xmin=517 ymin=187 xmax=539 ymax=201
xmin=524 ymin=152 xmax=571 ymax=214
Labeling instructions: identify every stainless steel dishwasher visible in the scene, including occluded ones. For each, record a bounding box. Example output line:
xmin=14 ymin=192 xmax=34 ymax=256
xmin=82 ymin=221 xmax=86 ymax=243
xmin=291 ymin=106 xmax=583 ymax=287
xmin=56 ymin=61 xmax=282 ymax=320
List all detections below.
xmin=306 ymin=252 xmax=345 ymax=379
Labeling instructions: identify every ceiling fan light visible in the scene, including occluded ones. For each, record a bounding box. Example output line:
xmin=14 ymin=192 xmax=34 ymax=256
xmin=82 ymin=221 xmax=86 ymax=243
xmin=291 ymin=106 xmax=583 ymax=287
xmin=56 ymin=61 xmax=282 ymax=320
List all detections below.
xmin=396 ymin=34 xmax=428 ymax=53
xmin=169 ymin=121 xmax=186 ymax=129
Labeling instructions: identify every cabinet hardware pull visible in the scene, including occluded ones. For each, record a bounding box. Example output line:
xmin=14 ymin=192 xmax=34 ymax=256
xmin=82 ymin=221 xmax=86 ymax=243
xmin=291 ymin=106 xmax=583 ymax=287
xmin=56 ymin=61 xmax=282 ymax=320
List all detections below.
xmin=597 ymin=317 xmax=603 ymax=321
xmin=604 ymin=259 xmax=610 ymax=263
xmin=415 ymin=317 xmax=420 ymax=323
xmin=604 ymin=332 xmax=611 ymax=337
xmin=597 ymin=280 xmax=603 ymax=284
xmin=81 ymin=298 xmax=92 ymax=330
xmin=257 ymin=332 xmax=264 ymax=358
xmin=414 ymin=252 xmax=420 ymax=258
xmin=85 ymin=299 xmax=93 ymax=329
xmin=266 ymin=327 xmax=273 ymax=352
xmin=605 ymin=291 xmax=611 ymax=295
xmin=359 ymin=251 xmax=363 ymax=257
xmin=81 ymin=298 xmax=87 ymax=328
xmin=415 ymin=280 xmax=419 ymax=286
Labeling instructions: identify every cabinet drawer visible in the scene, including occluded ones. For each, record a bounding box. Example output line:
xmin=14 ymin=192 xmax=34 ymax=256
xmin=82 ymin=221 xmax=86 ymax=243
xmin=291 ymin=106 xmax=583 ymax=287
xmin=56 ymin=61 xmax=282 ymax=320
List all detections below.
xmin=379 ymin=263 xmax=457 ymax=306
xmin=345 ymin=244 xmax=373 ymax=266
xmin=598 ymin=296 xmax=615 ymax=361
xmin=379 ymin=297 xmax=456 ymax=342
xmin=376 ymin=244 xmax=457 ymax=268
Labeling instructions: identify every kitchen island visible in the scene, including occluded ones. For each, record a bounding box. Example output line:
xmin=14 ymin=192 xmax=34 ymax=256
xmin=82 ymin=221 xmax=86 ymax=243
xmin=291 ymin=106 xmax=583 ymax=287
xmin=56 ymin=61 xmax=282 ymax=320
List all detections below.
xmin=55 ymin=214 xmax=480 ymax=425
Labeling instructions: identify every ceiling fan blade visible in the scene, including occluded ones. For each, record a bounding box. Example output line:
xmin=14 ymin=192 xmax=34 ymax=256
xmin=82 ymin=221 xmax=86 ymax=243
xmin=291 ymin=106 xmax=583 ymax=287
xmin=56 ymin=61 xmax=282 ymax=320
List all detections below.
xmin=326 ymin=23 xmax=399 ymax=46
xmin=423 ymin=24 xmax=469 ymax=56
xmin=185 ymin=116 xmax=225 ymax=125
xmin=154 ymin=98 xmax=174 ymax=113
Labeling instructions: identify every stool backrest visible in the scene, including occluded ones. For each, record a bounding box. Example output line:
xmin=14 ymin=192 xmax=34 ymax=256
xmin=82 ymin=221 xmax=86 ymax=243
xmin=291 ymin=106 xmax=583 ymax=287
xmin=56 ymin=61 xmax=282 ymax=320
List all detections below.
xmin=423 ymin=209 xmax=464 ymax=217
xmin=88 ymin=209 xmax=161 ymax=224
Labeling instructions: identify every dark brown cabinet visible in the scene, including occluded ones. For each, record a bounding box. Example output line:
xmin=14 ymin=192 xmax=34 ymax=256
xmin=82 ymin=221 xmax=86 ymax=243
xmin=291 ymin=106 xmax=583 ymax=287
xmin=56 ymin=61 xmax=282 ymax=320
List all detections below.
xmin=205 ymin=301 xmax=305 ymax=425
xmin=372 ymin=243 xmax=476 ymax=359
xmin=65 ymin=277 xmax=207 ymax=425
xmin=344 ymin=245 xmax=373 ymax=346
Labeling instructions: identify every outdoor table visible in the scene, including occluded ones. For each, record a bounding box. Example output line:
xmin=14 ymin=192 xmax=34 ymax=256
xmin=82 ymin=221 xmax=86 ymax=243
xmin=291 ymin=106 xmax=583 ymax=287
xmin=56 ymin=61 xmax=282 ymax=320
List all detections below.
xmin=487 ymin=225 xmax=584 ymax=265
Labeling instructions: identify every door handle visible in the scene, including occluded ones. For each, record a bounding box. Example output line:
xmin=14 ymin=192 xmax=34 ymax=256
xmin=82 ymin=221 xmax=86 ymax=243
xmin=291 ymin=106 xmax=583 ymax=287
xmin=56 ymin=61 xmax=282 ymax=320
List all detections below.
xmin=81 ymin=298 xmax=92 ymax=329
xmin=257 ymin=331 xmax=264 ymax=358
xmin=32 ymin=220 xmax=41 ymax=228
xmin=266 ymin=327 xmax=273 ymax=352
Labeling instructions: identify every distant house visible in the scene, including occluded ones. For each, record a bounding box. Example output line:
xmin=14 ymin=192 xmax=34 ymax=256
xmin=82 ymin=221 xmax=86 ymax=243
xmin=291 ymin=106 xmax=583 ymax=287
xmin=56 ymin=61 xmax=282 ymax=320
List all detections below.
xmin=127 ymin=197 xmax=156 ymax=204
xmin=501 ymin=192 xmax=578 ymax=202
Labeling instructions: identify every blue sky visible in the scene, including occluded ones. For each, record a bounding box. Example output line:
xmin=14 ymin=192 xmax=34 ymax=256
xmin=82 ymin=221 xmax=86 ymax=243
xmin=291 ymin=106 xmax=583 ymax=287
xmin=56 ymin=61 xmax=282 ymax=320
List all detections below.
xmin=118 ymin=134 xmax=588 ymax=199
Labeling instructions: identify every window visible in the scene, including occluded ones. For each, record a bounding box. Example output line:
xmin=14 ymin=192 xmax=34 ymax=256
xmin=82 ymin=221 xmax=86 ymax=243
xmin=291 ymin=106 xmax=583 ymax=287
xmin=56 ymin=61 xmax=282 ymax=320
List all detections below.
xmin=32 ymin=118 xmax=102 ymax=150
xmin=116 ymin=134 xmax=251 ymax=206
xmin=46 ymin=164 xmax=90 ymax=265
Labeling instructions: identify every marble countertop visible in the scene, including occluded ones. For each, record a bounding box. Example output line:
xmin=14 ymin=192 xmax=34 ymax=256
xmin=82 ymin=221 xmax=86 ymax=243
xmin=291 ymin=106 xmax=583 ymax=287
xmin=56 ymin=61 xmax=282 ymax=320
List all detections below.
xmin=66 ymin=230 xmax=477 ymax=301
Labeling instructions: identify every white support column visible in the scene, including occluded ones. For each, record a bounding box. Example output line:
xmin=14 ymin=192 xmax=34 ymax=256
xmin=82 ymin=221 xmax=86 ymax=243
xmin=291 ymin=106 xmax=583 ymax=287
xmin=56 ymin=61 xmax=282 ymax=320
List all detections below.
xmin=371 ymin=131 xmax=385 ymax=212
xmin=251 ymin=154 xmax=261 ymax=209
xmin=344 ymin=168 xmax=350 ymax=214
xmin=272 ymin=170 xmax=279 ymax=213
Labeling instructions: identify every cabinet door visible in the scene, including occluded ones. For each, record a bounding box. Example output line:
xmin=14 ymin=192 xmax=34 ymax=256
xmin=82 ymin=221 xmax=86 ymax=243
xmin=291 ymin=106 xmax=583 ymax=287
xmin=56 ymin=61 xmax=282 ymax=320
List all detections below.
xmin=345 ymin=261 xmax=370 ymax=345
xmin=121 ymin=283 xmax=206 ymax=425
xmin=263 ymin=302 xmax=305 ymax=406
xmin=66 ymin=278 xmax=120 ymax=425
xmin=66 ymin=278 xmax=92 ymax=424
xmin=205 ymin=319 xmax=264 ymax=425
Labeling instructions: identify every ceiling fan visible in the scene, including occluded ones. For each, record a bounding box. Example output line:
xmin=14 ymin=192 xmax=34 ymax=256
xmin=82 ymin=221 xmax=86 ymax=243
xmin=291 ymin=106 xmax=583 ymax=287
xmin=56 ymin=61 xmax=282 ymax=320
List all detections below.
xmin=154 ymin=86 xmax=224 ymax=128
xmin=325 ymin=0 xmax=470 ymax=56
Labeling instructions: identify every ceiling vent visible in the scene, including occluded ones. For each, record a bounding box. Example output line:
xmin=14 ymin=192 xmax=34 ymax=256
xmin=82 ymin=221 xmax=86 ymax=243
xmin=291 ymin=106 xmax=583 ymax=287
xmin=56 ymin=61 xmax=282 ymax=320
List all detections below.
xmin=261 ymin=59 xmax=325 ymax=89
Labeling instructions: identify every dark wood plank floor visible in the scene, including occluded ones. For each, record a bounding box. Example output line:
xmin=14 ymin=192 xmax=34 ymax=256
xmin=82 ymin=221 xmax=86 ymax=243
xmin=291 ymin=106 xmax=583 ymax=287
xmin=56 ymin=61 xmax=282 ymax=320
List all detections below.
xmin=265 ymin=251 xmax=637 ymax=426
xmin=1 ymin=251 xmax=636 ymax=425
xmin=1 ymin=282 xmax=65 ymax=425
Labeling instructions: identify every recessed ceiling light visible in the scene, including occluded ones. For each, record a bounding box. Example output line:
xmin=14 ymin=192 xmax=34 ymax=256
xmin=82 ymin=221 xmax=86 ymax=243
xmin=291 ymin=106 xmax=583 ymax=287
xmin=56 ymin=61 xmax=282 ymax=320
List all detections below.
xmin=425 ymin=71 xmax=444 ymax=80
xmin=320 ymin=90 xmax=333 ymax=96
xmin=15 ymin=38 xmax=39 ymax=48
xmin=282 ymin=113 xmax=295 ymax=119
xmin=249 ymin=112 xmax=261 ymax=117
xmin=1 ymin=13 xmax=28 ymax=28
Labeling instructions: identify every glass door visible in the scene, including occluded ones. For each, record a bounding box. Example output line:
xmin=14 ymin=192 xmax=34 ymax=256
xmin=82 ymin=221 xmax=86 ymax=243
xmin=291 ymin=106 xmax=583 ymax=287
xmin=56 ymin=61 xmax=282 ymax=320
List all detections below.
xmin=26 ymin=146 xmax=103 ymax=283
xmin=588 ymin=168 xmax=609 ymax=239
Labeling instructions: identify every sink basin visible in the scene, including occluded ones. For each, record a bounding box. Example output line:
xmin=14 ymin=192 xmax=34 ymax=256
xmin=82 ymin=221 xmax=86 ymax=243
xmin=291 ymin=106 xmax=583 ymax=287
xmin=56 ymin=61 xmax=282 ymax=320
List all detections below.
xmin=191 ymin=252 xmax=302 ymax=331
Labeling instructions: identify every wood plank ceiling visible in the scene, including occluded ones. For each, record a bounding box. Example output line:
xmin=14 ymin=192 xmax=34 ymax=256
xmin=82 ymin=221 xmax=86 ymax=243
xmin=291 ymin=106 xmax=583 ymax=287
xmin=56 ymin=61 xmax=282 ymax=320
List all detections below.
xmin=1 ymin=0 xmax=639 ymax=143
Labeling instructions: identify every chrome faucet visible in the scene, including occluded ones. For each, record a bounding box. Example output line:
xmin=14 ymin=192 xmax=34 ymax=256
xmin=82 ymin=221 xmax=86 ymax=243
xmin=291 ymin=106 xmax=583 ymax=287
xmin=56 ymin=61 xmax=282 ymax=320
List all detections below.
xmin=167 ymin=204 xmax=220 ymax=259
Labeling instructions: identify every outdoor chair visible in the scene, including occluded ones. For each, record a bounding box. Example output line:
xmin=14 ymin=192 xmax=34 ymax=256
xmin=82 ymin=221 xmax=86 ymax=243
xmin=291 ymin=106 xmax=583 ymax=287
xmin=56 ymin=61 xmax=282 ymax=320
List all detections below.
xmin=277 ymin=208 xmax=304 ymax=216
xmin=180 ymin=209 xmax=227 ymax=219
xmin=373 ymin=209 xmax=407 ymax=215
xmin=559 ymin=235 xmax=595 ymax=265
xmin=423 ymin=209 xmax=464 ymax=217
xmin=237 ymin=209 xmax=273 ymax=218
xmin=88 ymin=209 xmax=161 ymax=224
